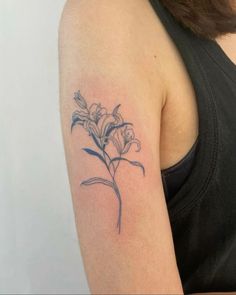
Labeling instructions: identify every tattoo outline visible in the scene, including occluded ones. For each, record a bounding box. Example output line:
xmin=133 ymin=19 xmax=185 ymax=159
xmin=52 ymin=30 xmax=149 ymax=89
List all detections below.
xmin=71 ymin=90 xmax=145 ymax=234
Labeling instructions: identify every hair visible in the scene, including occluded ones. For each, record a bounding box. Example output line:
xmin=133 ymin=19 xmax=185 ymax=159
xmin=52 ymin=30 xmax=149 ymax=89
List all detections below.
xmin=160 ymin=0 xmax=236 ymax=39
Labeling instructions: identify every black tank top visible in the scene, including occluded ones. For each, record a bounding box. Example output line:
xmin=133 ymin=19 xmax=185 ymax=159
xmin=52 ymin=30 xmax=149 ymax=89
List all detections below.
xmin=161 ymin=136 xmax=199 ymax=201
xmin=149 ymin=0 xmax=236 ymax=293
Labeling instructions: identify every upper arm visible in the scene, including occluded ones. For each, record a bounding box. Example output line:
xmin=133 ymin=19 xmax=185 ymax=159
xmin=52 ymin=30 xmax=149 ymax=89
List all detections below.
xmin=59 ymin=1 xmax=183 ymax=293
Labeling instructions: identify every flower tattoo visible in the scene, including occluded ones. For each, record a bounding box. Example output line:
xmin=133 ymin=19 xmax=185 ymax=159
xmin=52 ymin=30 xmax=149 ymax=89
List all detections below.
xmin=71 ymin=90 xmax=145 ymax=234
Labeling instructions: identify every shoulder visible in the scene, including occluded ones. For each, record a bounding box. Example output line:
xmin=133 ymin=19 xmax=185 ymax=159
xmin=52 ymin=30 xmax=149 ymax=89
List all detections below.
xmin=59 ymin=0 xmax=144 ymax=46
xmin=59 ymin=0 xmax=170 ymax=109
xmin=60 ymin=0 xmax=151 ymax=29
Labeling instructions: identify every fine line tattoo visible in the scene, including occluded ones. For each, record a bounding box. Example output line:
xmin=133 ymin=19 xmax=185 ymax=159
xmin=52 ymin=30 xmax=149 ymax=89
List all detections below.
xmin=71 ymin=90 xmax=145 ymax=234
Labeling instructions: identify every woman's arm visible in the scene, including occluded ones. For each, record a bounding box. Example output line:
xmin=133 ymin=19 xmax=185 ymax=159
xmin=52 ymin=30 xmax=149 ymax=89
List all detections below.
xmin=58 ymin=0 xmax=183 ymax=293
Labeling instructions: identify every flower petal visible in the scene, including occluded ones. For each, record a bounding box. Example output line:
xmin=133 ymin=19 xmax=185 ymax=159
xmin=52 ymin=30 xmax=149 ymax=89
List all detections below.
xmin=74 ymin=90 xmax=87 ymax=109
xmin=89 ymin=103 xmax=99 ymax=121
xmin=109 ymin=135 xmax=122 ymax=154
xmin=71 ymin=110 xmax=88 ymax=131
xmin=72 ymin=110 xmax=89 ymax=121
xmin=112 ymin=104 xmax=121 ymax=115
xmin=114 ymin=112 xmax=124 ymax=125
xmin=87 ymin=120 xmax=100 ymax=137
xmin=89 ymin=103 xmax=99 ymax=113
xmin=122 ymin=139 xmax=141 ymax=154
xmin=89 ymin=103 xmax=107 ymax=123
xmin=97 ymin=114 xmax=117 ymax=137
xmin=105 ymin=122 xmax=133 ymax=138
xmin=100 ymin=107 xmax=107 ymax=117
xmin=71 ymin=112 xmax=84 ymax=132
xmin=122 ymin=126 xmax=135 ymax=142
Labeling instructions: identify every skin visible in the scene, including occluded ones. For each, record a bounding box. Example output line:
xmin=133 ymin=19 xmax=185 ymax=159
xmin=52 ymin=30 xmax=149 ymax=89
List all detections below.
xmin=58 ymin=0 xmax=236 ymax=294
xmin=215 ymin=34 xmax=236 ymax=65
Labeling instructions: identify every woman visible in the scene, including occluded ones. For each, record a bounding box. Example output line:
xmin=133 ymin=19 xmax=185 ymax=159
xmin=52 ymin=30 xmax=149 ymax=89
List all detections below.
xmin=59 ymin=0 xmax=236 ymax=293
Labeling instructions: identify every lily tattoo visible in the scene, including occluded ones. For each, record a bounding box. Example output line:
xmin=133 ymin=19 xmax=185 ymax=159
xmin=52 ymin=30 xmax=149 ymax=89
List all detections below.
xmin=71 ymin=90 xmax=145 ymax=234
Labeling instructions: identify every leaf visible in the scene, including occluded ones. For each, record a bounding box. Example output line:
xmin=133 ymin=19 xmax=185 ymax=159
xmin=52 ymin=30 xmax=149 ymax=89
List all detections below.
xmin=82 ymin=148 xmax=106 ymax=165
xmin=105 ymin=122 xmax=133 ymax=137
xmin=110 ymin=157 xmax=145 ymax=176
xmin=80 ymin=177 xmax=114 ymax=188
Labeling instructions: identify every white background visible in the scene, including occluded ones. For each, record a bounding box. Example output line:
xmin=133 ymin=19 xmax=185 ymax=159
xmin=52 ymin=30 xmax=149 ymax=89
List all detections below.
xmin=0 ymin=0 xmax=89 ymax=293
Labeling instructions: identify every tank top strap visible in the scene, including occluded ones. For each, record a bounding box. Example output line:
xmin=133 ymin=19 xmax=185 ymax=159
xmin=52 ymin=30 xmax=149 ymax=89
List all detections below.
xmin=148 ymin=0 xmax=219 ymax=221
xmin=149 ymin=0 xmax=193 ymax=39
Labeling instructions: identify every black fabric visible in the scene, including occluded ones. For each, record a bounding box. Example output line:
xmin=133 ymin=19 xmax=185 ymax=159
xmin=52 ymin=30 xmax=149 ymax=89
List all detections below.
xmin=161 ymin=136 xmax=200 ymax=202
xmin=149 ymin=0 xmax=236 ymax=293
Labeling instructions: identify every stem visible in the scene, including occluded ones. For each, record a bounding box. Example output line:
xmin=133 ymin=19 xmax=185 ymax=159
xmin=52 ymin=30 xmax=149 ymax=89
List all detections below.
xmin=111 ymin=154 xmax=122 ymax=233
xmin=99 ymin=139 xmax=115 ymax=181
xmin=99 ymin=137 xmax=116 ymax=175
xmin=112 ymin=179 xmax=122 ymax=234
xmin=114 ymin=152 xmax=121 ymax=175
xmin=104 ymin=149 xmax=116 ymax=175
xmin=100 ymin=140 xmax=122 ymax=234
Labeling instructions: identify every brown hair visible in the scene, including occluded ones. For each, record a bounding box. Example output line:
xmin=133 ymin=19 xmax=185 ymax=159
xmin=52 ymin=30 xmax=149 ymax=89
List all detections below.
xmin=160 ymin=0 xmax=236 ymax=39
